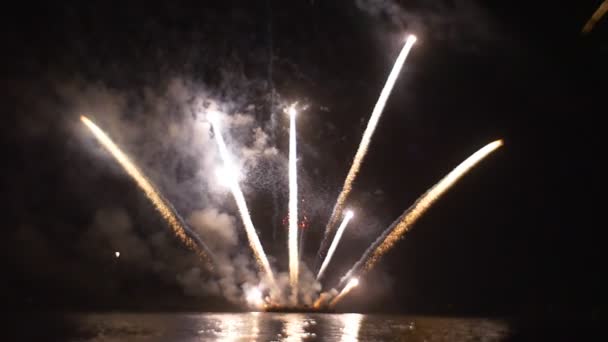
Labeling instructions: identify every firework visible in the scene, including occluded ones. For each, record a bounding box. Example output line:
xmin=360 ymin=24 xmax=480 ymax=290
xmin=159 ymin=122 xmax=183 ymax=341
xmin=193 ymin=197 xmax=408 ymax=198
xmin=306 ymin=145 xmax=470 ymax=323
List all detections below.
xmin=318 ymin=34 xmax=417 ymax=263
xmin=244 ymin=285 xmax=265 ymax=309
xmin=582 ymin=0 xmax=608 ymax=33
xmin=208 ymin=112 xmax=277 ymax=286
xmin=338 ymin=140 xmax=503 ymax=288
xmin=77 ymin=26 xmax=508 ymax=312
xmin=288 ymin=105 xmax=299 ymax=302
xmin=329 ymin=278 xmax=359 ymax=308
xmin=81 ymin=116 xmax=214 ymax=267
xmin=313 ymin=295 xmax=326 ymax=309
xmin=316 ymin=210 xmax=354 ymax=281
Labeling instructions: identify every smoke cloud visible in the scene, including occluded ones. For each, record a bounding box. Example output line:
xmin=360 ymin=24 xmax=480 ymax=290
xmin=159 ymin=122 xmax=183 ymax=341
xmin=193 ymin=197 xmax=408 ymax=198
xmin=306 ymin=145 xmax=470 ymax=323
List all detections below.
xmin=6 ymin=2 xmax=492 ymax=309
xmin=355 ymin=0 xmax=502 ymax=53
xmin=45 ymin=74 xmax=326 ymax=307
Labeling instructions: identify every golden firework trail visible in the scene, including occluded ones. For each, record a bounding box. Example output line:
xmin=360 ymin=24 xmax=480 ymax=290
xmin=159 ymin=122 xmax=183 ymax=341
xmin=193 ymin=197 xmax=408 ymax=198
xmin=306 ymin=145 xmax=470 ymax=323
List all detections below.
xmin=317 ymin=34 xmax=417 ymax=263
xmin=329 ymin=278 xmax=359 ymax=308
xmin=288 ymin=105 xmax=299 ymax=302
xmin=208 ymin=112 xmax=277 ymax=286
xmin=338 ymin=139 xmax=503 ymax=289
xmin=316 ymin=210 xmax=354 ymax=281
xmin=582 ymin=0 xmax=608 ymax=33
xmin=80 ymin=116 xmax=214 ymax=267
xmin=313 ymin=296 xmax=325 ymax=309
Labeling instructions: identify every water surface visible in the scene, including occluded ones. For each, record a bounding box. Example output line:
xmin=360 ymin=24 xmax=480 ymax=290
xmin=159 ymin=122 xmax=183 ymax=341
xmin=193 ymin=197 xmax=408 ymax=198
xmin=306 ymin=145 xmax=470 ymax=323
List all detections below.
xmin=22 ymin=312 xmax=511 ymax=341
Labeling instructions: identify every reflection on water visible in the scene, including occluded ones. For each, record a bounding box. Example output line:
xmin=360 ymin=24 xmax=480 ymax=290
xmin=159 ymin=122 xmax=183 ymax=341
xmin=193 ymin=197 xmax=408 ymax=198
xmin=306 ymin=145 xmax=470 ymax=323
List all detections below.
xmin=251 ymin=312 xmax=260 ymax=339
xmin=279 ymin=314 xmax=315 ymax=341
xmin=199 ymin=312 xmax=361 ymax=341
xmin=45 ymin=312 xmax=509 ymax=341
xmin=199 ymin=312 xmax=261 ymax=341
xmin=340 ymin=313 xmax=363 ymax=342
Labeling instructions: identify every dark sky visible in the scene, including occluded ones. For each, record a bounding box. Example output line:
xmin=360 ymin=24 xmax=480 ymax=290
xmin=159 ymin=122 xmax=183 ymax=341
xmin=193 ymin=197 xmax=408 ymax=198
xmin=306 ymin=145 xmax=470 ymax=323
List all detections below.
xmin=2 ymin=0 xmax=606 ymax=317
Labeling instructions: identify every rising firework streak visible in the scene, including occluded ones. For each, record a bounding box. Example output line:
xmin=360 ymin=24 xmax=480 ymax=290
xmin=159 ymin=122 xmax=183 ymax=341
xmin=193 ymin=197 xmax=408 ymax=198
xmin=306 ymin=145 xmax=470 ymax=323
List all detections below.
xmin=288 ymin=104 xmax=300 ymax=302
xmin=317 ymin=34 xmax=417 ymax=264
xmin=329 ymin=278 xmax=359 ymax=308
xmin=338 ymin=140 xmax=503 ymax=290
xmin=582 ymin=0 xmax=608 ymax=33
xmin=80 ymin=116 xmax=215 ymax=268
xmin=316 ymin=210 xmax=354 ymax=281
xmin=208 ymin=112 xmax=277 ymax=286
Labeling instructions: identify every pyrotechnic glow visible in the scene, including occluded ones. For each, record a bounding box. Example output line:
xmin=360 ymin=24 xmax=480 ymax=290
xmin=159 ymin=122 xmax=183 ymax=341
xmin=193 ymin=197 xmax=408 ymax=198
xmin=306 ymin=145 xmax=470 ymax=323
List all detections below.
xmin=365 ymin=139 xmax=503 ymax=270
xmin=81 ymin=116 xmax=214 ymax=267
xmin=316 ymin=210 xmax=354 ymax=281
xmin=245 ymin=286 xmax=264 ymax=309
xmin=215 ymin=166 xmax=240 ymax=188
xmin=288 ymin=104 xmax=299 ymax=302
xmin=330 ymin=278 xmax=359 ymax=308
xmin=337 ymin=139 xmax=503 ymax=292
xmin=582 ymin=0 xmax=608 ymax=33
xmin=79 ymin=30 xmax=506 ymax=312
xmin=318 ymin=34 xmax=417 ymax=262
xmin=208 ymin=111 xmax=277 ymax=286
xmin=313 ymin=296 xmax=324 ymax=309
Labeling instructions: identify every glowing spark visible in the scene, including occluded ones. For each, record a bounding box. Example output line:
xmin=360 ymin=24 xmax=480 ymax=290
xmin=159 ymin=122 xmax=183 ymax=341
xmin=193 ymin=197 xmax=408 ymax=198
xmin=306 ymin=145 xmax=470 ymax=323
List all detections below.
xmin=114 ymin=251 xmax=120 ymax=258
xmin=313 ymin=296 xmax=324 ymax=309
xmin=288 ymin=104 xmax=299 ymax=302
xmin=330 ymin=278 xmax=359 ymax=308
xmin=81 ymin=116 xmax=214 ymax=267
xmin=582 ymin=0 xmax=608 ymax=33
xmin=316 ymin=210 xmax=354 ymax=281
xmin=245 ymin=286 xmax=264 ymax=309
xmin=208 ymin=112 xmax=276 ymax=286
xmin=318 ymin=34 xmax=417 ymax=262
xmin=338 ymin=140 xmax=503 ymax=289
xmin=215 ymin=166 xmax=240 ymax=188
xmin=366 ymin=139 xmax=503 ymax=270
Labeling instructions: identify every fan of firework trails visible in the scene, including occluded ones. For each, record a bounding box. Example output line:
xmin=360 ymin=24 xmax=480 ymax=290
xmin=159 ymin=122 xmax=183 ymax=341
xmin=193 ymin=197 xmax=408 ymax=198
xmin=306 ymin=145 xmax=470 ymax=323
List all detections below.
xmin=81 ymin=34 xmax=503 ymax=310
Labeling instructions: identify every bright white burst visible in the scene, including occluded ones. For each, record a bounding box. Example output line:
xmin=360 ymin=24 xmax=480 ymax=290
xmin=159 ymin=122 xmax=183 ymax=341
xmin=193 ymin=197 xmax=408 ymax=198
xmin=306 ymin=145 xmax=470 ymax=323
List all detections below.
xmin=215 ymin=166 xmax=240 ymax=188
xmin=81 ymin=33 xmax=505 ymax=310
xmin=288 ymin=103 xmax=300 ymax=303
xmin=316 ymin=209 xmax=355 ymax=280
xmin=245 ymin=286 xmax=264 ymax=308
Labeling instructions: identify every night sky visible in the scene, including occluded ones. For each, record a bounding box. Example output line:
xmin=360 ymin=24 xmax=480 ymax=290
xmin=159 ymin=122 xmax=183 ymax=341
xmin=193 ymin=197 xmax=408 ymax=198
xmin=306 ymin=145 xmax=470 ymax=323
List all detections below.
xmin=3 ymin=0 xmax=606 ymax=318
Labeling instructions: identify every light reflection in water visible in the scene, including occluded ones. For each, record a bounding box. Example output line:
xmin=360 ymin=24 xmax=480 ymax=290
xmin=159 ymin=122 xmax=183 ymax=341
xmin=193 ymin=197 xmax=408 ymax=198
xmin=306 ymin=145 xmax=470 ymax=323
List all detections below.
xmin=197 ymin=312 xmax=363 ymax=341
xmin=250 ymin=311 xmax=260 ymax=340
xmin=279 ymin=314 xmax=314 ymax=341
xmin=340 ymin=313 xmax=363 ymax=342
xmin=198 ymin=313 xmax=260 ymax=341
xmin=70 ymin=312 xmax=508 ymax=341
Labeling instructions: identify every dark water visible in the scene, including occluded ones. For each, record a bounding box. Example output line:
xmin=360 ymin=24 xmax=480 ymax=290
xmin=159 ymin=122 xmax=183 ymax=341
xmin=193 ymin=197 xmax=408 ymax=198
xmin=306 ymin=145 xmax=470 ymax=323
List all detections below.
xmin=17 ymin=312 xmax=512 ymax=341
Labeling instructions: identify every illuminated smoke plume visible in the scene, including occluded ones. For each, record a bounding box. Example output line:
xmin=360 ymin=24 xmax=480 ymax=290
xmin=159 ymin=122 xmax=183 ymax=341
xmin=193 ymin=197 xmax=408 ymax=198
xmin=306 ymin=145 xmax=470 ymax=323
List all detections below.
xmin=208 ymin=111 xmax=277 ymax=287
xmin=81 ymin=115 xmax=215 ymax=268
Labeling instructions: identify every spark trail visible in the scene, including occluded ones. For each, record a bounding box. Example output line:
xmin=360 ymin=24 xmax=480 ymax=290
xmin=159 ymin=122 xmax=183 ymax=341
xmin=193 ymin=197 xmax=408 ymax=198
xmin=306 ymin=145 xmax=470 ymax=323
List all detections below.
xmin=338 ymin=140 xmax=503 ymax=289
xmin=288 ymin=105 xmax=299 ymax=302
xmin=329 ymin=278 xmax=359 ymax=308
xmin=80 ymin=116 xmax=214 ymax=267
xmin=318 ymin=34 xmax=417 ymax=264
xmin=208 ymin=112 xmax=277 ymax=286
xmin=582 ymin=0 xmax=608 ymax=33
xmin=316 ymin=210 xmax=354 ymax=281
